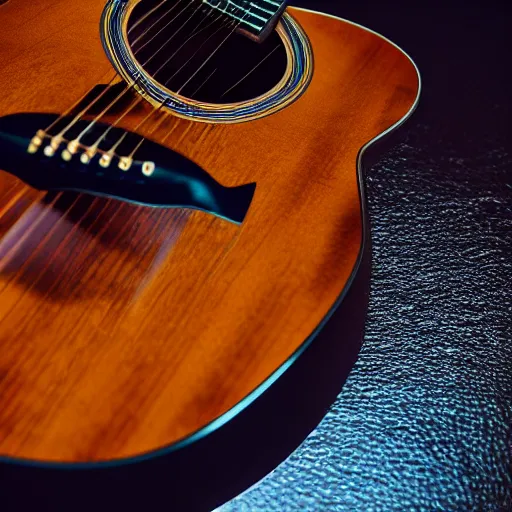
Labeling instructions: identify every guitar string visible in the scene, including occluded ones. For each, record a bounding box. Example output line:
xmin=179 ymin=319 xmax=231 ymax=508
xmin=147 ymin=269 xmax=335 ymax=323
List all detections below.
xmin=130 ymin=0 xmax=191 ymax=52
xmin=79 ymin=6 xmax=219 ymax=164
xmin=4 ymin=1 xmax=211 ymax=259
xmin=0 ymin=202 xmax=160 ymax=390
xmin=115 ymin=22 xmax=228 ymax=163
xmin=136 ymin=2 xmax=204 ymax=68
xmin=189 ymin=66 xmax=218 ymax=97
xmin=80 ymin=7 xmax=222 ymax=161
xmin=128 ymin=0 xmax=171 ymax=36
xmin=41 ymin=1 xmax=182 ymax=136
xmin=127 ymin=7 xmax=251 ymax=165
xmin=118 ymin=64 xmax=217 ymax=167
xmin=0 ymin=6 xmax=243 ymax=285
xmin=94 ymin=2 xmax=254 ymax=169
xmin=178 ymin=15 xmax=241 ymax=95
xmin=0 ymin=195 xmax=101 ymax=306
xmin=37 ymin=0 xmax=196 ymax=148
xmin=38 ymin=0 xmax=248 ymax=152
xmin=0 ymin=2 xmax=201 ymax=274
xmin=40 ymin=2 xmax=246 ymax=163
xmin=86 ymin=9 xmax=280 ymax=158
xmin=72 ymin=1 xmax=202 ymax=156
xmin=151 ymin=9 xmax=223 ymax=79
xmin=0 ymin=193 xmax=68 ymax=275
xmin=1 ymin=206 xmax=187 ymax=346
xmin=0 ymin=5 xmax=252 ymax=300
xmin=0 ymin=3 xmax=198 ymax=230
xmin=77 ymin=2 xmax=249 ymax=164
xmin=47 ymin=0 xmax=205 ymax=158
xmin=220 ymin=42 xmax=280 ymax=98
xmin=86 ymin=10 xmax=226 ymax=165
xmin=80 ymin=8 xmax=229 ymax=164
xmin=42 ymin=70 xmax=120 ymax=136
xmin=41 ymin=6 xmax=239 ymax=170
xmin=0 ymin=210 xmax=189 ymax=418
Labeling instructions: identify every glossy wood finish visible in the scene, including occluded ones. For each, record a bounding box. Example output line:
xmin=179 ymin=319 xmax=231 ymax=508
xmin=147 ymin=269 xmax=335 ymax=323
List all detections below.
xmin=0 ymin=0 xmax=419 ymax=463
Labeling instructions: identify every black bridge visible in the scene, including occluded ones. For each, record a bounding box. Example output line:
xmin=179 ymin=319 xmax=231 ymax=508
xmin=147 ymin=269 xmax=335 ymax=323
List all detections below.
xmin=0 ymin=113 xmax=256 ymax=225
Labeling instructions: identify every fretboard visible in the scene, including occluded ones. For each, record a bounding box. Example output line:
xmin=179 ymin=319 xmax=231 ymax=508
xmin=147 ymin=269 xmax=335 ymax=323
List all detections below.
xmin=202 ymin=0 xmax=287 ymax=42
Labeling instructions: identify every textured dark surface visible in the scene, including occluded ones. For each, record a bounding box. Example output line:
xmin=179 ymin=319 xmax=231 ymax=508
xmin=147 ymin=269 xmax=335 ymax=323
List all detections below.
xmin=221 ymin=1 xmax=512 ymax=510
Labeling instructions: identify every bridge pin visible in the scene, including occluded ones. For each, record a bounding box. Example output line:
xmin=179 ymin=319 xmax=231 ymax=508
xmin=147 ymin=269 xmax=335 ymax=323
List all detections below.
xmin=35 ymin=129 xmax=46 ymax=140
xmin=142 ymin=161 xmax=155 ymax=177
xmin=67 ymin=139 xmax=80 ymax=154
xmin=100 ymin=154 xmax=112 ymax=168
xmin=27 ymin=142 xmax=40 ymax=154
xmin=43 ymin=145 xmax=55 ymax=157
xmin=27 ymin=129 xmax=47 ymax=154
xmin=61 ymin=149 xmax=73 ymax=161
xmin=80 ymin=148 xmax=96 ymax=164
xmin=119 ymin=157 xmax=132 ymax=171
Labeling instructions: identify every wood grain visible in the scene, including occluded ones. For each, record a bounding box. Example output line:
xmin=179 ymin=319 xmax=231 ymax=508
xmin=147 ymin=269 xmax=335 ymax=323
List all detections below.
xmin=0 ymin=0 xmax=419 ymax=462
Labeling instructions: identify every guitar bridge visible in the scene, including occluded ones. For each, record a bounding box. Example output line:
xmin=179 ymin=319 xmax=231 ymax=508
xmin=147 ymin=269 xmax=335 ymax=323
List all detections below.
xmin=0 ymin=113 xmax=256 ymax=225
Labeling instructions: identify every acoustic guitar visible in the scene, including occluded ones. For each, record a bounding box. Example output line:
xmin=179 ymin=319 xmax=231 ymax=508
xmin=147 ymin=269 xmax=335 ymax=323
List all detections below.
xmin=0 ymin=0 xmax=420 ymax=490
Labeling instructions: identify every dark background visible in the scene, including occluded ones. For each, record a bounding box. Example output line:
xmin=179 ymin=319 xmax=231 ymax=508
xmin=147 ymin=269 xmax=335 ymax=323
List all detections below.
xmin=221 ymin=0 xmax=511 ymax=510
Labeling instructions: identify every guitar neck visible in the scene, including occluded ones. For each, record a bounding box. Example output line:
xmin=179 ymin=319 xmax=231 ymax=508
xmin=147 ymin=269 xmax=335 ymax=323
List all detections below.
xmin=202 ymin=0 xmax=287 ymax=42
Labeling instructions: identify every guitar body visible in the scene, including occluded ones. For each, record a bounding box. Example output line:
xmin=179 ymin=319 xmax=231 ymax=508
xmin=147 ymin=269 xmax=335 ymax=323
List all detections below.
xmin=0 ymin=0 xmax=419 ymax=475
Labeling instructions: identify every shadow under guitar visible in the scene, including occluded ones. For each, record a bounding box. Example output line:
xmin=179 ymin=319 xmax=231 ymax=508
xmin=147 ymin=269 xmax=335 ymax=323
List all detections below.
xmin=0 ymin=191 xmax=191 ymax=302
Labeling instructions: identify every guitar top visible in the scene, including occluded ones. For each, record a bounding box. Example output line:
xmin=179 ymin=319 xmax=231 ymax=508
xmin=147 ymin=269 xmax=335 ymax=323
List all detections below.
xmin=0 ymin=0 xmax=420 ymax=464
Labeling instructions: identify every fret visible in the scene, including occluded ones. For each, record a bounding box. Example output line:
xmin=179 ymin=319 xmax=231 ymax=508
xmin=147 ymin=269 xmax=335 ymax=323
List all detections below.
xmin=250 ymin=4 xmax=276 ymax=17
xmin=202 ymin=0 xmax=287 ymax=42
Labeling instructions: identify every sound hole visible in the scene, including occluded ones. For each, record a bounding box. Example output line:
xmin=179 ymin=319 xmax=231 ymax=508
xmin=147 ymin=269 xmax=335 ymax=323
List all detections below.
xmin=126 ymin=0 xmax=288 ymax=104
